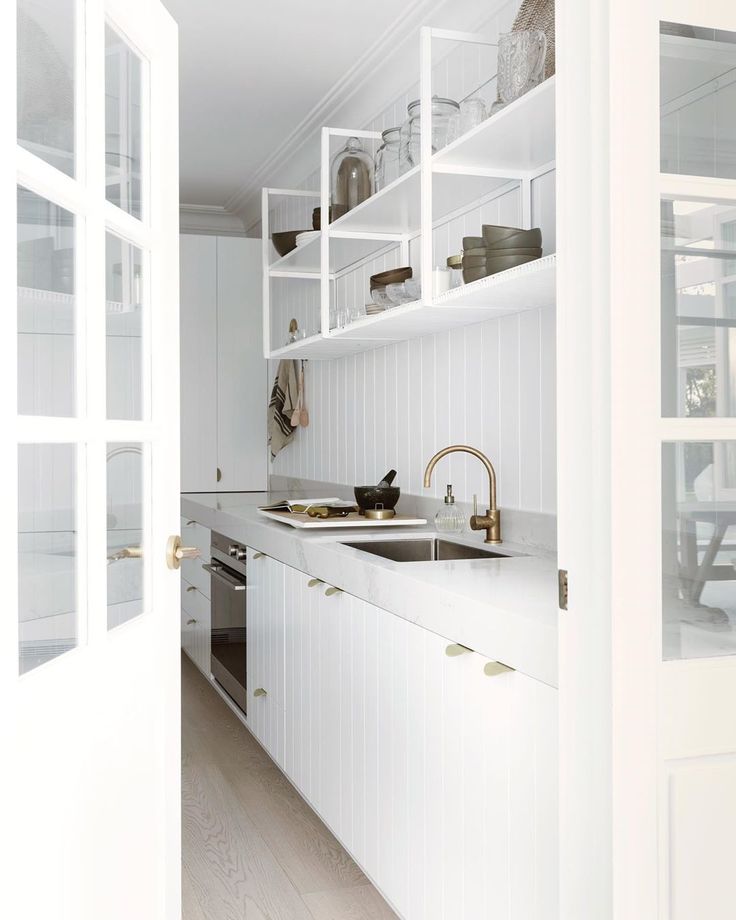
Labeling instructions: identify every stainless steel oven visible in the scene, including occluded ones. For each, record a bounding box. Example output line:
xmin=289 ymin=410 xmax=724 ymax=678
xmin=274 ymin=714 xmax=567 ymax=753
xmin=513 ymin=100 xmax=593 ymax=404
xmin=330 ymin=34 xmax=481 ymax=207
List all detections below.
xmin=203 ymin=532 xmax=247 ymax=713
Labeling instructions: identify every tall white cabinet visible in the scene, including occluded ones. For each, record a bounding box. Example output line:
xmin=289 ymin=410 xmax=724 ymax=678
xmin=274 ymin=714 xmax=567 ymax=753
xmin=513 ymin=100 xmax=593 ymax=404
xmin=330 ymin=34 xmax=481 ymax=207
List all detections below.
xmin=180 ymin=234 xmax=267 ymax=493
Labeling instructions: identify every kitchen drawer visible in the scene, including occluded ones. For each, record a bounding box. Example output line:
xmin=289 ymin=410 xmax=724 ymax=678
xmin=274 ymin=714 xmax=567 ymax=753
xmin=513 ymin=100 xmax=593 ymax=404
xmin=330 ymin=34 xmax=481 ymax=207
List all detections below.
xmin=182 ymin=579 xmax=211 ymax=677
xmin=180 ymin=516 xmax=210 ymax=559
xmin=181 ymin=555 xmax=210 ymax=598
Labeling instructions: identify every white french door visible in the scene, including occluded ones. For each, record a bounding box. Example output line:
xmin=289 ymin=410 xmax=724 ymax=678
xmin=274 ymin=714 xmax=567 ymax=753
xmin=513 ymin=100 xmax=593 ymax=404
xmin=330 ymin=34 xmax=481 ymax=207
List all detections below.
xmin=558 ymin=0 xmax=736 ymax=917
xmin=2 ymin=2 xmax=181 ymax=918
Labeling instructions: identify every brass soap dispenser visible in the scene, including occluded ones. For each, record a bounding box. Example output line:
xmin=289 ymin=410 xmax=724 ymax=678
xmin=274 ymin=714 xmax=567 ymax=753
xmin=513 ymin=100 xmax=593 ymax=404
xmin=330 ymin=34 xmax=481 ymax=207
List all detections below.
xmin=434 ymin=484 xmax=466 ymax=534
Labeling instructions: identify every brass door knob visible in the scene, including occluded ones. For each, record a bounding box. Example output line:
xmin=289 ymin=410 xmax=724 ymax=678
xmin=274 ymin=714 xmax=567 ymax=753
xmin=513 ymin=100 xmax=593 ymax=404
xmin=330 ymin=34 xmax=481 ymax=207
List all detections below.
xmin=166 ymin=535 xmax=200 ymax=570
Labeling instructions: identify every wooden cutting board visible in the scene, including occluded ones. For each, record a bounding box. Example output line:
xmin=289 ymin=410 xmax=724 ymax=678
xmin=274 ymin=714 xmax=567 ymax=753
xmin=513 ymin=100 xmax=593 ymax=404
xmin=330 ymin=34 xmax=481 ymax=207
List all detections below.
xmin=256 ymin=508 xmax=427 ymax=529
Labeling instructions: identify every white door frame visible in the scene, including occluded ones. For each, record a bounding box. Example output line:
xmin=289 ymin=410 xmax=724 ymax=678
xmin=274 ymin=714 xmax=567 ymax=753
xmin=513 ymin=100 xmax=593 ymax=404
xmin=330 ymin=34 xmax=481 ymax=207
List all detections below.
xmin=558 ymin=1 xmax=736 ymax=917
xmin=2 ymin=2 xmax=181 ymax=917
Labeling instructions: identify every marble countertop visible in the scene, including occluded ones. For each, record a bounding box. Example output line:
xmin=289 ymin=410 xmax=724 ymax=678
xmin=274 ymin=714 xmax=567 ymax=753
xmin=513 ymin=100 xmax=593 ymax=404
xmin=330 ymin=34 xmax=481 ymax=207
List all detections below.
xmin=182 ymin=491 xmax=559 ymax=688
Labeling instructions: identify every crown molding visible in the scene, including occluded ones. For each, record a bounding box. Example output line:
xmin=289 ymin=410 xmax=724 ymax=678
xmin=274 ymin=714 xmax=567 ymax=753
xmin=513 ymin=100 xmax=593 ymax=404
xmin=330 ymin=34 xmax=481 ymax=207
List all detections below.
xmin=225 ymin=0 xmax=454 ymax=224
xmin=179 ymin=203 xmax=245 ymax=235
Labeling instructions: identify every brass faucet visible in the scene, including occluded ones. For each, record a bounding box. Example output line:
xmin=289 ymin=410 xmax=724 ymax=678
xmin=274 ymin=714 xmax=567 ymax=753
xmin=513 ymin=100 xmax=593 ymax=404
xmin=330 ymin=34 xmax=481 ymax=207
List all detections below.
xmin=423 ymin=445 xmax=502 ymax=544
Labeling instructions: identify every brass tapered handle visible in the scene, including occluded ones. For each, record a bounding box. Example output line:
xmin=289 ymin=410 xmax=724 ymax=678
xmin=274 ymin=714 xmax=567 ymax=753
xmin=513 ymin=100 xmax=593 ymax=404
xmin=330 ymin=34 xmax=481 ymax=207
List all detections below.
xmin=446 ymin=643 xmax=472 ymax=657
xmin=253 ymin=688 xmax=267 ymax=698
xmin=107 ymin=545 xmax=143 ymax=563
xmin=166 ymin=535 xmax=201 ymax=570
xmin=308 ymin=578 xmax=323 ymax=588
xmin=186 ymin=585 xmax=197 ymax=593
xmin=253 ymin=551 xmax=265 ymax=559
xmin=324 ymin=586 xmax=342 ymax=597
xmin=483 ymin=660 xmax=514 ymax=677
xmin=186 ymin=618 xmax=196 ymax=625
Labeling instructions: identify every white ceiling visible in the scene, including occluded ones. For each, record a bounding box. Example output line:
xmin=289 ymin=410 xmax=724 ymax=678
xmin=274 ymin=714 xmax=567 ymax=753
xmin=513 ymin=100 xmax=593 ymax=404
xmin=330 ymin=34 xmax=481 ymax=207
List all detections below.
xmin=162 ymin=0 xmax=422 ymax=214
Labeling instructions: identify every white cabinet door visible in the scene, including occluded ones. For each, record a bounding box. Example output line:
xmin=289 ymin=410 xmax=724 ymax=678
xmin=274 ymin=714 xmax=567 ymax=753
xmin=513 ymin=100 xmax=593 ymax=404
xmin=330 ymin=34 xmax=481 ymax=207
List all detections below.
xmin=216 ymin=238 xmax=267 ymax=492
xmin=180 ymin=234 xmax=217 ymax=492
xmin=280 ymin=568 xmax=557 ymax=920
xmin=246 ymin=550 xmax=285 ymax=765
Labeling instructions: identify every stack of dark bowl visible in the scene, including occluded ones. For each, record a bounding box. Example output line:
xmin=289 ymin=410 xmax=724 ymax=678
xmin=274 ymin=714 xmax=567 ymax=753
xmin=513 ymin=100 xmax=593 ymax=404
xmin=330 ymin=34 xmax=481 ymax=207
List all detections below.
xmin=462 ymin=225 xmax=543 ymax=283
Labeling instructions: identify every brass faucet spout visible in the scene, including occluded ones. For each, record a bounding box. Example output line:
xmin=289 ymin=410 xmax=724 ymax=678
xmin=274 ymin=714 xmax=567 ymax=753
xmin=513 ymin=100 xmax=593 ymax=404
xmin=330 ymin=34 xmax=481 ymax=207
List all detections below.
xmin=422 ymin=444 xmax=501 ymax=544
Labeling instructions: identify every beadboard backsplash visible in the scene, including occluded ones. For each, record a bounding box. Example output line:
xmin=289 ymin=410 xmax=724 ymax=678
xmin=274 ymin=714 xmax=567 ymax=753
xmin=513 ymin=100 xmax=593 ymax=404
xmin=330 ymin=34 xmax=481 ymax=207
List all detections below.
xmin=269 ymin=0 xmax=556 ymax=518
xmin=272 ymin=301 xmax=556 ymax=514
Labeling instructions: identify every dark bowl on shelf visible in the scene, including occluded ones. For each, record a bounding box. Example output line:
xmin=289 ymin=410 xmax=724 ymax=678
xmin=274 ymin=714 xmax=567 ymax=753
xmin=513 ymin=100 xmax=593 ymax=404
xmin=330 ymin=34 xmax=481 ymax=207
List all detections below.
xmin=272 ymin=230 xmax=307 ymax=257
xmin=482 ymin=225 xmax=543 ymax=249
xmin=461 ymin=257 xmax=488 ymax=269
xmin=462 ymin=246 xmax=489 ymax=257
xmin=354 ymin=484 xmax=401 ymax=512
xmin=462 ymin=235 xmax=486 ymax=250
xmin=485 ymin=253 xmax=539 ymax=275
xmin=462 ymin=266 xmax=489 ymax=284
xmin=370 ymin=266 xmax=412 ymax=290
xmin=313 ymin=205 xmax=347 ymax=230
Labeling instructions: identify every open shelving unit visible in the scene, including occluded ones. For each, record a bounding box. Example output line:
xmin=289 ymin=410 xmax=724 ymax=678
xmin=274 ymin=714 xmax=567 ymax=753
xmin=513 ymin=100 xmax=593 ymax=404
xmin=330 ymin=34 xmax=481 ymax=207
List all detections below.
xmin=262 ymin=27 xmax=557 ymax=360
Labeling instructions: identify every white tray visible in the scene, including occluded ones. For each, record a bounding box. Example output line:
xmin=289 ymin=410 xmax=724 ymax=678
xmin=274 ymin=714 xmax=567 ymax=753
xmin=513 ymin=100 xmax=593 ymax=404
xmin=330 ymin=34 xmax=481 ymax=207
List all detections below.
xmin=257 ymin=508 xmax=427 ymax=529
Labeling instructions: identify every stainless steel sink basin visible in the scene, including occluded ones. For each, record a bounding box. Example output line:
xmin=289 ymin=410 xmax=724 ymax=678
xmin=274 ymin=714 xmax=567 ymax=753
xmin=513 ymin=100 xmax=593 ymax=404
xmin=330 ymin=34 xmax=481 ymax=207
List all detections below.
xmin=341 ymin=538 xmax=521 ymax=563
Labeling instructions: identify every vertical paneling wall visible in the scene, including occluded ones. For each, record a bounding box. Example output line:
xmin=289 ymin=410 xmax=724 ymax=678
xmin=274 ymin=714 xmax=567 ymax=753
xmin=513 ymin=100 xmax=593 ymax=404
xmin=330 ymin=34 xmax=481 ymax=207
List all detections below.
xmin=270 ymin=0 xmax=557 ymax=515
xmin=272 ymin=303 xmax=556 ymax=513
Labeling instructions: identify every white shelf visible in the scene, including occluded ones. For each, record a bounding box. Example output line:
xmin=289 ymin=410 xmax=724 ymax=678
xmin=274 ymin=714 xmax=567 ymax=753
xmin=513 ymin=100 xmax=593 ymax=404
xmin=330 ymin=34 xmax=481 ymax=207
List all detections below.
xmin=270 ymin=232 xmax=399 ymax=276
xmin=263 ymin=29 xmax=558 ymax=358
xmin=433 ymin=76 xmax=556 ymax=174
xmin=268 ymin=255 xmax=556 ymax=358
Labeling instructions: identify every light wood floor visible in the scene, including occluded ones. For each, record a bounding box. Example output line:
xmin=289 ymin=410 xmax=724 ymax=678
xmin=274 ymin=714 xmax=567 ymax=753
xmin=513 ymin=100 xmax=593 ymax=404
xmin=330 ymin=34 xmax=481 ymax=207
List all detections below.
xmin=182 ymin=653 xmax=398 ymax=919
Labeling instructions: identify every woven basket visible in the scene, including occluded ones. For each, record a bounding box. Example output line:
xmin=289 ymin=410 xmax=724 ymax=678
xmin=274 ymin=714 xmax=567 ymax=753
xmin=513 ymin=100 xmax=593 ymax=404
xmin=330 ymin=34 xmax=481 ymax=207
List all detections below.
xmin=511 ymin=0 xmax=555 ymax=79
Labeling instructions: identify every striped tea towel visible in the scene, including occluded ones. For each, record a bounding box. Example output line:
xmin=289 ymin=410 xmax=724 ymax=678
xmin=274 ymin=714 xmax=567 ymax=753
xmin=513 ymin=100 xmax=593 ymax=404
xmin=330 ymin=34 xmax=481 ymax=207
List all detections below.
xmin=268 ymin=360 xmax=299 ymax=459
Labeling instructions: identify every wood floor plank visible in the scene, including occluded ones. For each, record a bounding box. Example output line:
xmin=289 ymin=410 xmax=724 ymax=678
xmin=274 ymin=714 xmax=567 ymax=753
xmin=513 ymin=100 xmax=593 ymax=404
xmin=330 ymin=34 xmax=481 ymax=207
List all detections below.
xmin=303 ymin=884 xmax=399 ymax=920
xmin=183 ymin=758 xmax=313 ymax=920
xmin=182 ymin=864 xmax=209 ymax=920
xmin=222 ymin=756 xmax=367 ymax=896
xmin=181 ymin=655 xmax=396 ymax=918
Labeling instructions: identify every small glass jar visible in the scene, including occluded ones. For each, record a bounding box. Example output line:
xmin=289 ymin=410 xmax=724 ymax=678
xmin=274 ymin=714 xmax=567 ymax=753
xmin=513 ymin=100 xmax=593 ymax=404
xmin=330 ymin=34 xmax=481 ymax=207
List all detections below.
xmin=331 ymin=137 xmax=374 ymax=214
xmin=432 ymin=266 xmax=451 ymax=297
xmin=447 ymin=254 xmax=463 ymax=288
xmin=375 ymin=127 xmax=401 ymax=192
xmin=435 ymin=484 xmax=466 ymax=534
xmin=400 ymin=96 xmax=460 ymax=170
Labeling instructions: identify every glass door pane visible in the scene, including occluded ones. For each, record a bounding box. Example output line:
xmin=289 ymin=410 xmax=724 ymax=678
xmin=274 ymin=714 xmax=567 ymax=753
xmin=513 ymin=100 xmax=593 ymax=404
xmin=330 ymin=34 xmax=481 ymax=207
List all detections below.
xmin=106 ymin=233 xmax=144 ymax=419
xmin=660 ymin=24 xmax=736 ymax=179
xmin=17 ymin=186 xmax=76 ymax=417
xmin=17 ymin=0 xmax=75 ymax=176
xmin=18 ymin=443 xmax=77 ymax=673
xmin=663 ymin=440 xmax=736 ymax=660
xmin=105 ymin=25 xmax=143 ymax=219
xmin=106 ymin=442 xmax=145 ymax=629
xmin=661 ymin=199 xmax=736 ymax=417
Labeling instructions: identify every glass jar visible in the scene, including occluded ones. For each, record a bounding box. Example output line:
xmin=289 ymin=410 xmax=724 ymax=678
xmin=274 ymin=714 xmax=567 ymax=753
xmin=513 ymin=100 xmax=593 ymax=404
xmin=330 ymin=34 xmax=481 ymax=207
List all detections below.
xmin=435 ymin=485 xmax=466 ymax=533
xmin=493 ymin=30 xmax=547 ymax=113
xmin=400 ymin=96 xmax=460 ymax=170
xmin=375 ymin=127 xmax=401 ymax=192
xmin=331 ymin=136 xmax=374 ymax=214
xmin=447 ymin=254 xmax=463 ymax=288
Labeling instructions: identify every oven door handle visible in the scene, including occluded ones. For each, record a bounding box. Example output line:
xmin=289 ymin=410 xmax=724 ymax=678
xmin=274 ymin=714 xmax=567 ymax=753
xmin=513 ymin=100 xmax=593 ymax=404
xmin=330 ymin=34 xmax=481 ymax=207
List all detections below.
xmin=202 ymin=562 xmax=246 ymax=591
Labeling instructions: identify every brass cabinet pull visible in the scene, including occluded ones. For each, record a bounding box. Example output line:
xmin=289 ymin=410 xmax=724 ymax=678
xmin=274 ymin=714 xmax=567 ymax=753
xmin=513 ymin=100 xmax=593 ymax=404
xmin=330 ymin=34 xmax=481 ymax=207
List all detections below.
xmin=483 ymin=660 xmax=514 ymax=677
xmin=186 ymin=618 xmax=196 ymax=625
xmin=324 ymin=585 xmax=342 ymax=597
xmin=445 ymin=643 xmax=472 ymax=657
xmin=216 ymin=467 xmax=222 ymax=482
xmin=253 ymin=551 xmax=265 ymax=559
xmin=185 ymin=519 xmax=196 ymax=526
xmin=166 ymin=535 xmax=201 ymax=570
xmin=253 ymin=687 xmax=267 ymax=698
xmin=307 ymin=578 xmax=323 ymax=588
xmin=186 ymin=585 xmax=197 ymax=593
